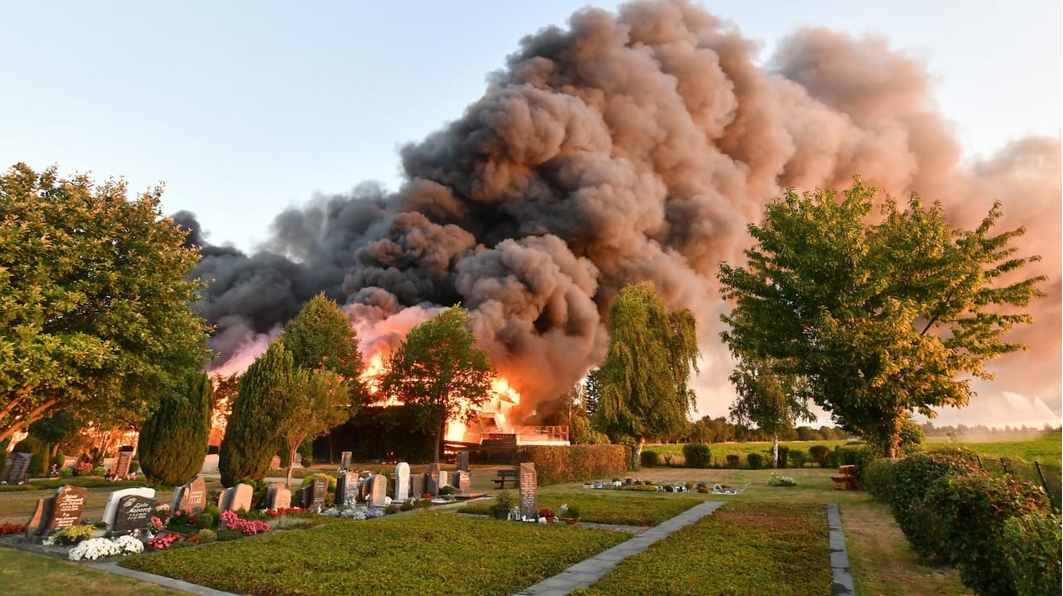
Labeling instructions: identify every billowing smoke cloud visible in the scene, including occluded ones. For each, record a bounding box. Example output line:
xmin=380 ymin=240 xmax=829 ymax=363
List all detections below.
xmin=183 ymin=0 xmax=1061 ymax=423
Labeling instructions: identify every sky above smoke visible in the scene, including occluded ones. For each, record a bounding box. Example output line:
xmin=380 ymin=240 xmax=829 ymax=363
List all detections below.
xmin=166 ymin=0 xmax=1061 ymax=428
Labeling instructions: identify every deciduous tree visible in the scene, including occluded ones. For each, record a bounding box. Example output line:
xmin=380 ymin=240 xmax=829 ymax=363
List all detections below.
xmin=380 ymin=307 xmax=493 ymax=463
xmin=728 ymin=354 xmax=814 ymax=467
xmin=0 ymin=163 xmax=210 ymax=443
xmin=281 ymin=292 xmax=365 ymax=409
xmin=591 ymin=282 xmax=700 ymax=468
xmin=718 ymin=179 xmax=1045 ymax=457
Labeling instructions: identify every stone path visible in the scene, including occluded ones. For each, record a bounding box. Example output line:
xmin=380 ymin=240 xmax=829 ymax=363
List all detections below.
xmin=827 ymin=503 xmax=855 ymax=596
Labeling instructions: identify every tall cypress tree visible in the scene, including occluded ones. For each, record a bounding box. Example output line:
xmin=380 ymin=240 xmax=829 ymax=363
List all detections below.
xmin=137 ymin=372 xmax=214 ymax=486
xmin=218 ymin=341 xmax=294 ymax=487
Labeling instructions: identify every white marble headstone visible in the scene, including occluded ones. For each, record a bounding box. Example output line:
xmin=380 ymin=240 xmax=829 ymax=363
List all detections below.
xmin=394 ymin=462 xmax=410 ymax=501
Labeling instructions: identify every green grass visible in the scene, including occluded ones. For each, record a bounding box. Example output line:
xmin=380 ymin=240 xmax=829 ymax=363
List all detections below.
xmin=0 ymin=548 xmax=184 ymax=596
xmin=927 ymin=432 xmax=1061 ymax=467
xmin=459 ymin=489 xmax=707 ymax=526
xmin=572 ymin=502 xmax=832 ymax=596
xmin=120 ymin=513 xmax=629 ymax=595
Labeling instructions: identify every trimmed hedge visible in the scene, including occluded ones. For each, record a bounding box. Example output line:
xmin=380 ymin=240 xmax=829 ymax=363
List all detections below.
xmin=517 ymin=445 xmax=627 ymax=485
xmin=926 ymin=474 xmax=1050 ymax=596
xmin=682 ymin=443 xmax=712 ymax=468
xmin=746 ymin=452 xmax=765 ymax=470
xmin=1001 ymin=511 xmax=1062 ymax=596
xmin=639 ymin=450 xmax=660 ymax=468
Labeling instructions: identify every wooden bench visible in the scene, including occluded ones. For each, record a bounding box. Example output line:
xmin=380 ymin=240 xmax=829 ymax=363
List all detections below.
xmin=492 ymin=469 xmax=519 ymax=489
xmin=831 ymin=465 xmax=858 ymax=490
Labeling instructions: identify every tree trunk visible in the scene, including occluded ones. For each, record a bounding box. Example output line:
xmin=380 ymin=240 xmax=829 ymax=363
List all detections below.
xmin=772 ymin=434 xmax=779 ymax=468
xmin=286 ymin=446 xmax=298 ymax=488
xmin=434 ymin=427 xmax=442 ymax=464
xmin=631 ymin=436 xmax=645 ymax=469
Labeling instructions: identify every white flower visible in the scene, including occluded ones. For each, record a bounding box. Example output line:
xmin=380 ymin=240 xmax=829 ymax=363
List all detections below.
xmin=114 ymin=535 xmax=144 ymax=555
xmin=68 ymin=537 xmax=120 ymax=561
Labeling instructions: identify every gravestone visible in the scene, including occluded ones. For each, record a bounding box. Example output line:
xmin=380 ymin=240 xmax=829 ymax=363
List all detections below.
xmin=103 ymin=487 xmax=156 ymax=529
xmin=457 ymin=451 xmax=470 ymax=472
xmin=269 ymin=455 xmax=282 ymax=470
xmin=172 ymin=476 xmax=208 ymax=513
xmin=301 ymin=477 xmax=327 ymax=511
xmin=368 ymin=474 xmax=388 ymax=507
xmin=46 ymin=485 xmax=89 ymax=532
xmin=229 ymin=483 xmax=253 ymax=512
xmin=110 ymin=446 xmax=135 ymax=479
xmin=340 ymin=451 xmax=352 ymax=472
xmin=411 ymin=473 xmax=426 ymax=498
xmin=264 ymin=483 xmax=291 ymax=510
xmin=425 ymin=463 xmax=440 ymax=496
xmin=454 ymin=470 xmax=471 ymax=492
xmin=335 ymin=472 xmax=358 ymax=506
xmin=394 ymin=462 xmax=410 ymax=501
xmin=519 ymin=462 xmax=538 ymax=520
xmin=1 ymin=452 xmax=32 ymax=485
xmin=437 ymin=470 xmax=448 ymax=493
xmin=112 ymin=495 xmax=155 ymax=534
xmin=24 ymin=497 xmax=51 ymax=537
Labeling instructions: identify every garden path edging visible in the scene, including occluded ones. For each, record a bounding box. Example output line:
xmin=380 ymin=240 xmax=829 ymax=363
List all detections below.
xmin=827 ymin=503 xmax=855 ymax=596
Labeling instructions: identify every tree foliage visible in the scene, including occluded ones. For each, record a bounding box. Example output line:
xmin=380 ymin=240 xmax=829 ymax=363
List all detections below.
xmin=0 ymin=163 xmax=211 ymax=443
xmin=728 ymin=354 xmax=814 ymax=440
xmin=277 ymin=295 xmax=362 ymax=486
xmin=718 ymin=179 xmax=1045 ymax=457
xmin=591 ymin=282 xmax=700 ymax=466
xmin=218 ymin=341 xmax=294 ymax=487
xmin=137 ymin=372 xmax=214 ymax=486
xmin=380 ymin=307 xmax=493 ymax=463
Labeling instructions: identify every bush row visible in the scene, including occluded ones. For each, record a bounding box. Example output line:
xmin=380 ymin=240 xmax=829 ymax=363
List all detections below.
xmin=863 ymin=447 xmax=1060 ymax=596
xmin=518 ymin=445 xmax=628 ymax=485
xmin=639 ymin=444 xmax=862 ymax=470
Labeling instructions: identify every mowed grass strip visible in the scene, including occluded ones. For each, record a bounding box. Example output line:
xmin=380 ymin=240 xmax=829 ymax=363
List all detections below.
xmin=459 ymin=489 xmax=706 ymax=526
xmin=119 ymin=512 xmax=629 ymax=595
xmin=572 ymin=502 xmax=832 ymax=596
xmin=0 ymin=548 xmax=185 ymax=596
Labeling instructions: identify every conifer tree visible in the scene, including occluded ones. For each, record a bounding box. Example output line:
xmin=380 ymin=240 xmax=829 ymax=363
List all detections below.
xmin=137 ymin=372 xmax=214 ymax=486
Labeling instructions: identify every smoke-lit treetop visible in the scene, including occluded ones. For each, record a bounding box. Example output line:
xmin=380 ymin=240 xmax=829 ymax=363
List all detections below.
xmin=179 ymin=0 xmax=1061 ymax=421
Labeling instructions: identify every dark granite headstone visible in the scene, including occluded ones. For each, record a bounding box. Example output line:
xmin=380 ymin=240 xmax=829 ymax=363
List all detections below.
xmin=425 ymin=464 xmax=439 ymax=496
xmin=340 ymin=451 xmax=352 ymax=471
xmin=2 ymin=452 xmax=32 ymax=485
xmin=454 ymin=470 xmax=471 ymax=492
xmin=457 ymin=451 xmax=470 ymax=472
xmin=301 ymin=477 xmax=327 ymax=511
xmin=335 ymin=472 xmax=357 ymax=506
xmin=176 ymin=476 xmax=208 ymax=513
xmin=112 ymin=495 xmax=155 ymax=534
xmin=111 ymin=446 xmax=135 ymax=479
xmin=519 ymin=462 xmax=538 ymax=520
xmin=46 ymin=485 xmax=88 ymax=532
xmin=25 ymin=497 xmax=52 ymax=537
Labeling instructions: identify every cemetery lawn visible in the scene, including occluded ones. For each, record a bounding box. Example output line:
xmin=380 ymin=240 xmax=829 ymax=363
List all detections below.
xmin=570 ymin=502 xmax=832 ymax=596
xmin=459 ymin=489 xmax=705 ymax=526
xmin=119 ymin=512 xmax=630 ymax=595
xmin=0 ymin=548 xmax=184 ymax=596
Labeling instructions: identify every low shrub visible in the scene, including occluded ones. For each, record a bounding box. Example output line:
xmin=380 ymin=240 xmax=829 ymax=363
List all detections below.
xmin=746 ymin=452 xmax=764 ymax=470
xmin=861 ymin=458 xmax=896 ymax=504
xmin=682 ymin=444 xmax=711 ymax=468
xmin=834 ymin=444 xmax=878 ymax=483
xmin=194 ymin=512 xmax=215 ymax=530
xmin=889 ymin=447 xmax=982 ymax=564
xmin=776 ymin=446 xmax=790 ymax=469
xmin=202 ymin=505 xmax=221 ymax=522
xmin=640 ymin=450 xmax=660 ymax=468
xmin=384 ymin=504 xmax=400 ymax=515
xmin=399 ymin=501 xmax=414 ymax=512
xmin=518 ymin=444 xmax=628 ymax=485
xmin=809 ymin=445 xmax=831 ymax=468
xmin=49 ymin=524 xmax=98 ymax=545
xmin=725 ymin=454 xmax=740 ymax=468
xmin=195 ymin=529 xmax=217 ymax=544
xmin=788 ymin=449 xmax=808 ymax=468
xmin=1001 ymin=510 xmax=1061 ymax=596
xmin=926 ymin=474 xmax=1050 ymax=596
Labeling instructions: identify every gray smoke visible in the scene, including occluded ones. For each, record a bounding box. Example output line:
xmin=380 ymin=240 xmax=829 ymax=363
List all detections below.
xmin=184 ymin=0 xmax=1061 ymax=420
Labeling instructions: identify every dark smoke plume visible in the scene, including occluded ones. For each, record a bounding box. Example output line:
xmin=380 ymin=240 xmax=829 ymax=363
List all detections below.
xmin=185 ymin=0 xmax=1061 ymax=421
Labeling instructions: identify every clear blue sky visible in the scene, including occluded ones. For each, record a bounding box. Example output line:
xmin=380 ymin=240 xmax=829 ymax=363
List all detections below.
xmin=3 ymin=1 xmax=1059 ymax=252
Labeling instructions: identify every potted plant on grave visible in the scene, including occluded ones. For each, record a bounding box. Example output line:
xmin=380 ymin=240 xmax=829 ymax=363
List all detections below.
xmin=493 ymin=490 xmax=516 ymax=520
xmin=560 ymin=504 xmax=580 ymax=525
xmin=538 ymin=507 xmax=556 ymax=524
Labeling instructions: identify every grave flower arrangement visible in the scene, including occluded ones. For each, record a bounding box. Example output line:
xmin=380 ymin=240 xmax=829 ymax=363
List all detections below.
xmin=264 ymin=507 xmax=305 ymax=518
xmin=220 ymin=510 xmax=270 ymax=535
xmin=147 ymin=532 xmax=183 ymax=550
xmin=767 ymin=473 xmax=797 ymax=487
xmin=0 ymin=522 xmax=24 ymax=536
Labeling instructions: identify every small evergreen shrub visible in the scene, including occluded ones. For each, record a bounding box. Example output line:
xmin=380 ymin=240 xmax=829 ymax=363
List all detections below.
xmin=925 ymin=474 xmax=1050 ymax=596
xmin=1001 ymin=511 xmax=1061 ymax=596
xmin=202 ymin=505 xmax=222 ymax=522
xmin=194 ymin=512 xmax=215 ymax=530
xmin=725 ymin=454 xmax=740 ymax=468
xmin=746 ymin=452 xmax=764 ymax=470
xmin=195 ymin=529 xmax=217 ymax=544
xmin=808 ymin=445 xmax=830 ymax=468
xmin=682 ymin=444 xmax=712 ymax=468
xmin=640 ymin=450 xmax=660 ymax=468
xmin=788 ymin=449 xmax=808 ymax=468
